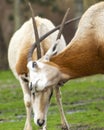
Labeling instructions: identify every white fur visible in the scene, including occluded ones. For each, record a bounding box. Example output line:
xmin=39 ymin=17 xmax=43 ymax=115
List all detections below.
xmin=8 ymin=16 xmax=66 ymax=79
xmin=27 ymin=61 xmax=61 ymax=91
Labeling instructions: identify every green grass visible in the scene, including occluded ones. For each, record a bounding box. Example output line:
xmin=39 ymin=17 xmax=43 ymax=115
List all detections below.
xmin=0 ymin=70 xmax=104 ymax=130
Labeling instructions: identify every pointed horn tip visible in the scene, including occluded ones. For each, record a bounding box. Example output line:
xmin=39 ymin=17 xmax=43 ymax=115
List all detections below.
xmin=65 ymin=8 xmax=70 ymax=17
xmin=28 ymin=0 xmax=41 ymax=60
xmin=67 ymin=8 xmax=70 ymax=12
xmin=28 ymin=1 xmax=31 ymax=7
xmin=56 ymin=7 xmax=70 ymax=40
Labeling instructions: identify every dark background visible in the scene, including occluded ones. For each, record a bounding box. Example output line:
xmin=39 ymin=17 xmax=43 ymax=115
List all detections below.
xmin=0 ymin=0 xmax=102 ymax=70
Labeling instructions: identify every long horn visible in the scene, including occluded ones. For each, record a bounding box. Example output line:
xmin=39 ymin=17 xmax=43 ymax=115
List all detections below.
xmin=28 ymin=2 xmax=41 ymax=59
xmin=28 ymin=16 xmax=80 ymax=62
xmin=42 ymin=8 xmax=70 ymax=60
xmin=49 ymin=8 xmax=70 ymax=55
xmin=56 ymin=8 xmax=70 ymax=40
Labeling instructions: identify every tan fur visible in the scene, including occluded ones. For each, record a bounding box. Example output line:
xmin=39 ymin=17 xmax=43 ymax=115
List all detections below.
xmin=26 ymin=101 xmax=31 ymax=108
xmin=46 ymin=2 xmax=104 ymax=79
xmin=16 ymin=38 xmax=49 ymax=75
xmin=39 ymin=89 xmax=51 ymax=113
xmin=8 ymin=16 xmax=66 ymax=78
xmin=51 ymin=33 xmax=104 ymax=78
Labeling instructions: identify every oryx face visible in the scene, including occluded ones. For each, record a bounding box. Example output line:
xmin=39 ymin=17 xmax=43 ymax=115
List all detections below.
xmin=31 ymin=87 xmax=53 ymax=127
xmin=27 ymin=61 xmax=61 ymax=92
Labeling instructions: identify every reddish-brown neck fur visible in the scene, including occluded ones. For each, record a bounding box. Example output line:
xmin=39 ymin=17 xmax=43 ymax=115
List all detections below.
xmin=50 ymin=33 xmax=104 ymax=79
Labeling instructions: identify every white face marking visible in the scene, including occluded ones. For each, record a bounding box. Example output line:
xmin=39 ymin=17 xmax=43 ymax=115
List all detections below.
xmin=27 ymin=61 xmax=61 ymax=92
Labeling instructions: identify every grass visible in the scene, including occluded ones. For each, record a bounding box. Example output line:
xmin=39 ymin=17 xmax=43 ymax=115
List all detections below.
xmin=0 ymin=70 xmax=104 ymax=130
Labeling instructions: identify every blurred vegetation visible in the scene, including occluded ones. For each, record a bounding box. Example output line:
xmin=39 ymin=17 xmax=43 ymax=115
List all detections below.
xmin=83 ymin=0 xmax=102 ymax=11
xmin=0 ymin=0 xmax=103 ymax=70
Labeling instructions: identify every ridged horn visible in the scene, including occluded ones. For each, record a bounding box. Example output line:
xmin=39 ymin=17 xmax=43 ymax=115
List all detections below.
xmin=28 ymin=2 xmax=41 ymax=60
xmin=56 ymin=8 xmax=70 ymax=40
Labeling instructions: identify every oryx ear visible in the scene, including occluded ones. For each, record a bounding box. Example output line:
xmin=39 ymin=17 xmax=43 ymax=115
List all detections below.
xmin=44 ymin=39 xmax=61 ymax=61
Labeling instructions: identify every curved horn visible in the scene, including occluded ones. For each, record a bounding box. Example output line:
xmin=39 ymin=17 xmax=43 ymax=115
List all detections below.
xmin=28 ymin=16 xmax=80 ymax=62
xmin=28 ymin=2 xmax=41 ymax=60
xmin=43 ymin=8 xmax=70 ymax=60
xmin=56 ymin=8 xmax=70 ymax=40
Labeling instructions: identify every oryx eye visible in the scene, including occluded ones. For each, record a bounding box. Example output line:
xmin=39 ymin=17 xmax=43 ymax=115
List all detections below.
xmin=32 ymin=92 xmax=35 ymax=96
xmin=32 ymin=61 xmax=37 ymax=68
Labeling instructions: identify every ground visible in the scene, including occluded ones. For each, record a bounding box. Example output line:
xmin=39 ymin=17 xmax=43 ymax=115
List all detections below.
xmin=0 ymin=70 xmax=104 ymax=130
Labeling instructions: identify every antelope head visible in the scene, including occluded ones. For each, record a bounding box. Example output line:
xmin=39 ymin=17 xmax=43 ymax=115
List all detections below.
xmin=27 ymin=8 xmax=70 ymax=91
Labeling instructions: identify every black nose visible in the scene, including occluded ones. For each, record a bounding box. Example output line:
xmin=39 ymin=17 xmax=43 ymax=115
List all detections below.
xmin=37 ymin=119 xmax=45 ymax=127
